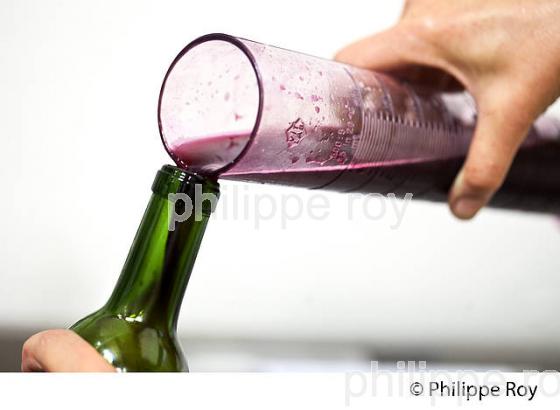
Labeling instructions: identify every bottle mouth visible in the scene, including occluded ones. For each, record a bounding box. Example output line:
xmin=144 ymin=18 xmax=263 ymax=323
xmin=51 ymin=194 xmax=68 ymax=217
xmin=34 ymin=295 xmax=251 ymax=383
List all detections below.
xmin=158 ymin=34 xmax=263 ymax=175
xmin=153 ymin=165 xmax=220 ymax=198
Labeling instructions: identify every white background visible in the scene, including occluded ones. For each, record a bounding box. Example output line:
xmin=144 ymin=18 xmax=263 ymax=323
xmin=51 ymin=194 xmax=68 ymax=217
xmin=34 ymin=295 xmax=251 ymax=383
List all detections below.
xmin=1 ymin=372 xmax=559 ymax=409
xmin=1 ymin=0 xmax=560 ymax=370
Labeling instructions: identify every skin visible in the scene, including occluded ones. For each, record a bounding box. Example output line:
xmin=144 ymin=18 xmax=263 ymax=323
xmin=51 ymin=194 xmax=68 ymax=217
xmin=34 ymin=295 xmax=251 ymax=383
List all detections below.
xmin=21 ymin=329 xmax=114 ymax=372
xmin=336 ymin=0 xmax=560 ymax=219
xmin=21 ymin=0 xmax=560 ymax=372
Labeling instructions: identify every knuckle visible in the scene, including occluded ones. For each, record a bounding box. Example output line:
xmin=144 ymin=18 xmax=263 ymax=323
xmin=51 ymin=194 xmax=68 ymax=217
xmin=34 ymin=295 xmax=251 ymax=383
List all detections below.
xmin=463 ymin=162 xmax=504 ymax=193
xmin=35 ymin=331 xmax=54 ymax=351
xmin=408 ymin=17 xmax=449 ymax=42
xmin=21 ymin=338 xmax=33 ymax=359
xmin=29 ymin=329 xmax=67 ymax=352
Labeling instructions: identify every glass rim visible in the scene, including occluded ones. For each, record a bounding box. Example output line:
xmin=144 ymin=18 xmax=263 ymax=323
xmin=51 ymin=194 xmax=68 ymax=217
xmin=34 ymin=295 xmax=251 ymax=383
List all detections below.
xmin=157 ymin=33 xmax=264 ymax=175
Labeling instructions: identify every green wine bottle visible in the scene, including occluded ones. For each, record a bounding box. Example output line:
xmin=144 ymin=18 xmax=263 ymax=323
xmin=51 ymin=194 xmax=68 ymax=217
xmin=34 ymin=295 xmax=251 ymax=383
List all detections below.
xmin=71 ymin=165 xmax=219 ymax=372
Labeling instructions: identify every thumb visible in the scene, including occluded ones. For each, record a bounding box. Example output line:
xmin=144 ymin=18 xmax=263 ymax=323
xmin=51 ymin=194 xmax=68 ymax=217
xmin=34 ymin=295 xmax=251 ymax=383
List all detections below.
xmin=335 ymin=27 xmax=463 ymax=90
xmin=449 ymin=90 xmax=533 ymax=219
xmin=335 ymin=27 xmax=424 ymax=70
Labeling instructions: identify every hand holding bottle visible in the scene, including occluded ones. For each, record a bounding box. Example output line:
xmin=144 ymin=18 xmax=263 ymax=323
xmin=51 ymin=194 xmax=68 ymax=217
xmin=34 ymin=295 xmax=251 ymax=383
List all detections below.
xmin=336 ymin=0 xmax=560 ymax=219
xmin=21 ymin=330 xmax=115 ymax=372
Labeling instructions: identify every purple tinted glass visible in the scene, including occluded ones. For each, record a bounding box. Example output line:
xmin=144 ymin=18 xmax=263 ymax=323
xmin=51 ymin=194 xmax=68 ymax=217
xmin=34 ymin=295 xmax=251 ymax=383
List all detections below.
xmin=159 ymin=34 xmax=560 ymax=212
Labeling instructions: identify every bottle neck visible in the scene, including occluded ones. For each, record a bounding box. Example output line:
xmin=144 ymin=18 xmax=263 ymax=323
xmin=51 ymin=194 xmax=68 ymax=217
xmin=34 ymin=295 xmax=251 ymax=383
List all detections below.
xmin=105 ymin=165 xmax=219 ymax=333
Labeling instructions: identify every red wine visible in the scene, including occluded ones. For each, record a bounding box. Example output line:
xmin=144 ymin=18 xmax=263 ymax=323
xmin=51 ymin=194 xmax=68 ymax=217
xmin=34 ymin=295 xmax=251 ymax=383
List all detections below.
xmin=169 ymin=123 xmax=560 ymax=212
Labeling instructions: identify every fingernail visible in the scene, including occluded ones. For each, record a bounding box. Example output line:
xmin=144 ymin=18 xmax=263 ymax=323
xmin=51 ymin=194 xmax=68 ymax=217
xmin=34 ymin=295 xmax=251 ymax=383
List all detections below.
xmin=452 ymin=196 xmax=483 ymax=219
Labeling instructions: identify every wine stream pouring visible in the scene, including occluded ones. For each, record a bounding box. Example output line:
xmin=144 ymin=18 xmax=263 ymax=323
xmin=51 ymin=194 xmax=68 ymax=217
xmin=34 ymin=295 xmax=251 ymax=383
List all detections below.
xmin=159 ymin=33 xmax=560 ymax=212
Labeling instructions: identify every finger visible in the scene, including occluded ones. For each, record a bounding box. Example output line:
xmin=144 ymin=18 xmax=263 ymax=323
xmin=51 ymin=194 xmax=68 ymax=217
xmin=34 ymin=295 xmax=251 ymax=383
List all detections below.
xmin=449 ymin=93 xmax=533 ymax=219
xmin=21 ymin=329 xmax=115 ymax=372
xmin=335 ymin=27 xmax=422 ymax=70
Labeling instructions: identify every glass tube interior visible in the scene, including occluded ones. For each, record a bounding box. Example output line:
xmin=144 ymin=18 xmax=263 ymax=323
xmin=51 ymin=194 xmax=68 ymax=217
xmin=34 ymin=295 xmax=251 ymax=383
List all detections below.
xmin=159 ymin=38 xmax=260 ymax=174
